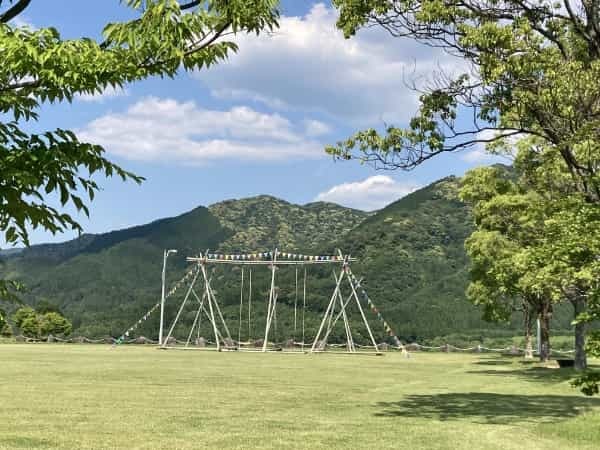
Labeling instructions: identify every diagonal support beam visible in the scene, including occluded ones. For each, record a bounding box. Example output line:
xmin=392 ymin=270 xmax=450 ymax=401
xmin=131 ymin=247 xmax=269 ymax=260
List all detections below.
xmin=162 ymin=267 xmax=201 ymax=347
xmin=311 ymin=259 xmax=347 ymax=352
xmin=199 ymin=260 xmax=221 ymax=351
xmin=347 ymin=274 xmax=379 ymax=352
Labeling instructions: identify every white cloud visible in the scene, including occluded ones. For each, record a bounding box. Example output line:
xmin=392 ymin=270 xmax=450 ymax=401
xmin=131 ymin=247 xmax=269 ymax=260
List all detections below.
xmin=462 ymin=148 xmax=494 ymax=164
xmin=303 ymin=119 xmax=331 ymax=137
xmin=76 ymin=86 xmax=129 ymax=103
xmin=461 ymin=129 xmax=517 ymax=165
xmin=315 ymin=175 xmax=420 ymax=211
xmin=77 ymin=97 xmax=324 ymax=164
xmin=200 ymin=3 xmax=463 ymax=126
xmin=11 ymin=16 xmax=35 ymax=29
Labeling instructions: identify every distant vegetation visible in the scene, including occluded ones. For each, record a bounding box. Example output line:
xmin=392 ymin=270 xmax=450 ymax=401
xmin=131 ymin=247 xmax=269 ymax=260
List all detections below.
xmin=11 ymin=305 xmax=72 ymax=339
xmin=0 ymin=176 xmax=576 ymax=344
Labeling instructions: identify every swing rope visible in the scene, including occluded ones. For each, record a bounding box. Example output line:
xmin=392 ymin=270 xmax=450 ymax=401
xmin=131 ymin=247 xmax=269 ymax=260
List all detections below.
xmin=248 ymin=268 xmax=252 ymax=340
xmin=238 ymin=267 xmax=244 ymax=346
xmin=294 ymin=266 xmax=298 ymax=339
xmin=302 ymin=266 xmax=307 ymax=350
xmin=273 ymin=289 xmax=277 ymax=337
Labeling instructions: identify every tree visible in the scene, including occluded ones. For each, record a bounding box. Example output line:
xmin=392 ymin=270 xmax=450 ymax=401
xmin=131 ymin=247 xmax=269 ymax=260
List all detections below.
xmin=461 ymin=162 xmax=600 ymax=369
xmin=327 ymin=1 xmax=600 ymax=204
xmin=39 ymin=312 xmax=72 ymax=337
xmin=460 ymin=166 xmax=556 ymax=361
xmin=19 ymin=315 xmax=39 ymax=338
xmin=0 ymin=277 xmax=23 ymax=305
xmin=0 ymin=306 xmax=8 ymax=335
xmin=12 ymin=305 xmax=73 ymax=338
xmin=512 ymin=145 xmax=600 ymax=371
xmin=327 ymin=0 xmax=600 ymax=386
xmin=0 ymin=322 xmax=12 ymax=337
xmin=12 ymin=306 xmax=38 ymax=337
xmin=0 ymin=0 xmax=279 ymax=250
xmin=12 ymin=306 xmax=36 ymax=329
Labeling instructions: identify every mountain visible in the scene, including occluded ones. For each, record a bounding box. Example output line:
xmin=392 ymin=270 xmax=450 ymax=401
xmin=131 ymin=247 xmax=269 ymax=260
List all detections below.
xmin=0 ymin=197 xmax=369 ymax=337
xmin=208 ymin=195 xmax=369 ymax=252
xmin=0 ymin=178 xmax=573 ymax=342
xmin=344 ymin=176 xmax=477 ymax=338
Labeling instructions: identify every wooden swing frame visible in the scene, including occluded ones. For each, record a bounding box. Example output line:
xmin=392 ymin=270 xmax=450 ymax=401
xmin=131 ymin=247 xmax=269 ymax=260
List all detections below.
xmin=159 ymin=249 xmax=382 ymax=355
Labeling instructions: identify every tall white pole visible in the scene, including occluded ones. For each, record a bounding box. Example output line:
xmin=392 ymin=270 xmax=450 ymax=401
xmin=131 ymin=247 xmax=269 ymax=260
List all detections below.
xmin=159 ymin=249 xmax=177 ymax=346
xmin=536 ymin=318 xmax=541 ymax=355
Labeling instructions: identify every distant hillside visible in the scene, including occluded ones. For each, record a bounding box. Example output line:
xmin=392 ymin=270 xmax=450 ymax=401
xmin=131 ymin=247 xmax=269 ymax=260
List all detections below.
xmin=0 ymin=180 xmax=574 ymax=341
xmin=0 ymin=197 xmax=369 ymax=337
xmin=345 ymin=176 xmax=490 ymax=337
xmin=209 ymin=195 xmax=369 ymax=252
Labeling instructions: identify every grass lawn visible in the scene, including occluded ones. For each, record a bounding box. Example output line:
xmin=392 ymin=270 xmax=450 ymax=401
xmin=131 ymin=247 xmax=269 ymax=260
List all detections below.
xmin=1 ymin=344 xmax=600 ymax=449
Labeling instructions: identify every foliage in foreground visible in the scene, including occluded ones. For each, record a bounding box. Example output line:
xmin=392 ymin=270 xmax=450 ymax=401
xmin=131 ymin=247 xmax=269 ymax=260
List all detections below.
xmin=0 ymin=0 xmax=279 ymax=303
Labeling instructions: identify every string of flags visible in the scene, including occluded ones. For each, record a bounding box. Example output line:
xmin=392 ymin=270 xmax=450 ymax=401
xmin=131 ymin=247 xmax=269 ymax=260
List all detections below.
xmin=115 ymin=265 xmax=200 ymax=345
xmin=114 ymin=254 xmax=402 ymax=349
xmin=203 ymin=251 xmax=341 ymax=262
xmin=348 ymin=271 xmax=403 ymax=348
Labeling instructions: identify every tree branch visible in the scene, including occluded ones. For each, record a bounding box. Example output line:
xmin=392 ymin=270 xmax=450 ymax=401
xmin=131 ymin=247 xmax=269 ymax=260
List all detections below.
xmin=179 ymin=0 xmax=201 ymax=10
xmin=0 ymin=0 xmax=32 ymax=24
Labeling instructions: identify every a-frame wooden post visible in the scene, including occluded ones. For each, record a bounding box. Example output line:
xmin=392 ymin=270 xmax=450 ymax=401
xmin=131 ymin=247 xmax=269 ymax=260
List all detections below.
xmin=346 ymin=272 xmax=379 ymax=353
xmin=262 ymin=249 xmax=278 ymax=352
xmin=199 ymin=256 xmax=222 ymax=351
xmin=311 ymin=256 xmax=347 ymax=352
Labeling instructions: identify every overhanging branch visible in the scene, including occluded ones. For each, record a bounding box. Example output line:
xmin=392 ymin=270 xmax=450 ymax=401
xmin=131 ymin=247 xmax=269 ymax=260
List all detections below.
xmin=0 ymin=0 xmax=32 ymax=24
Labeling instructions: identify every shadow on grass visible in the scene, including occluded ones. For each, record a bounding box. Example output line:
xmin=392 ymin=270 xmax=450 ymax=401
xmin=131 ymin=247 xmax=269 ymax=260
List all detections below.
xmin=472 ymin=359 xmax=512 ymax=366
xmin=374 ymin=393 xmax=600 ymax=424
xmin=468 ymin=366 xmax=580 ymax=384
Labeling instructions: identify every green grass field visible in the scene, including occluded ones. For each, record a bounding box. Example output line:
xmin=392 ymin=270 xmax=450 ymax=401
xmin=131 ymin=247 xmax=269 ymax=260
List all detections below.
xmin=1 ymin=345 xmax=600 ymax=449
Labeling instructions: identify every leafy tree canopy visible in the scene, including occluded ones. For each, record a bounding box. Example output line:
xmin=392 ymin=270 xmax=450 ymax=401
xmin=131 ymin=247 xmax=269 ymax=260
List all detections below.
xmin=12 ymin=305 xmax=72 ymax=338
xmin=327 ymin=0 xmax=600 ymax=203
xmin=327 ymin=0 xmax=600 ymax=392
xmin=0 ymin=0 xmax=279 ymax=306
xmin=39 ymin=311 xmax=72 ymax=337
xmin=0 ymin=0 xmax=279 ymax=248
xmin=460 ymin=165 xmax=557 ymax=360
xmin=460 ymin=159 xmax=600 ymax=371
xmin=12 ymin=305 xmax=36 ymax=329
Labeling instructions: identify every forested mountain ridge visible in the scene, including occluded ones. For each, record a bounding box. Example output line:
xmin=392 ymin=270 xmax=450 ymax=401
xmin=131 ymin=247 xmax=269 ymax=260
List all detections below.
xmin=208 ymin=195 xmax=369 ymax=252
xmin=0 ymin=197 xmax=369 ymax=337
xmin=345 ymin=176 xmax=478 ymax=338
xmin=0 ymin=178 xmax=573 ymax=340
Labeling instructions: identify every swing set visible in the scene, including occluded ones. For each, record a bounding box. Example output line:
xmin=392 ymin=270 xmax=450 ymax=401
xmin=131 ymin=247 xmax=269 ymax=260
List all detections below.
xmin=121 ymin=249 xmax=404 ymax=355
xmin=233 ymin=263 xmax=309 ymax=351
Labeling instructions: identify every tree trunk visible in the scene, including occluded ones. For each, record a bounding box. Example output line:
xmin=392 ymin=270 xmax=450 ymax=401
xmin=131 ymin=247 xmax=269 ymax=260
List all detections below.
xmin=572 ymin=297 xmax=588 ymax=370
xmin=538 ymin=303 xmax=552 ymax=362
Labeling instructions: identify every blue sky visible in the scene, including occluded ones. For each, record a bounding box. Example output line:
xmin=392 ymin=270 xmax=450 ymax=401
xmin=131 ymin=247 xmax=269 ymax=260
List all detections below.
xmin=9 ymin=1 xmax=500 ymax=245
